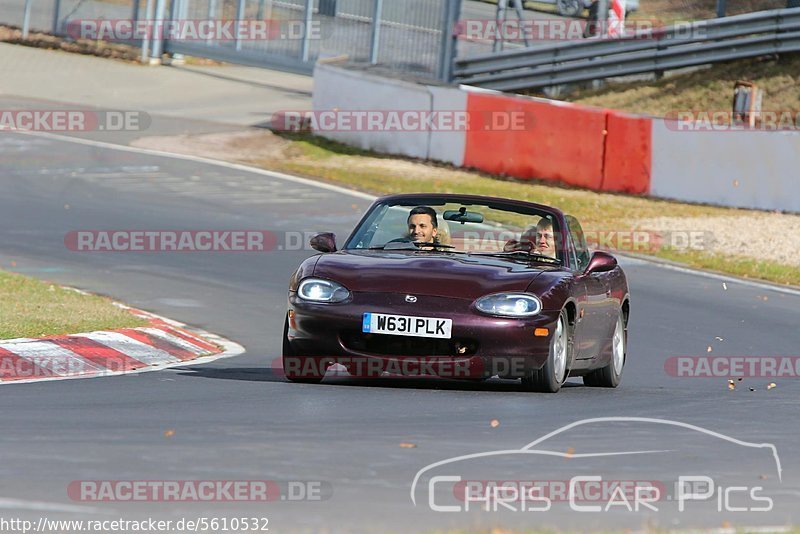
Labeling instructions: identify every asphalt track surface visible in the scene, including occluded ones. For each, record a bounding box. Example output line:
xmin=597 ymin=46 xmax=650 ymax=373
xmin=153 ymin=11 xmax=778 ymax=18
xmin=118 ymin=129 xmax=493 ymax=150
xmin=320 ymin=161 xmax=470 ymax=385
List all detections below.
xmin=1 ymin=124 xmax=800 ymax=533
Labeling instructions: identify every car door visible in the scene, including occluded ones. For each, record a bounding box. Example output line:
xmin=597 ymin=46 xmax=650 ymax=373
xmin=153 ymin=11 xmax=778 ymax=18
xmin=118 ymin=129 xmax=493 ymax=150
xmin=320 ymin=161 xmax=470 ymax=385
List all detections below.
xmin=565 ymin=216 xmax=608 ymax=359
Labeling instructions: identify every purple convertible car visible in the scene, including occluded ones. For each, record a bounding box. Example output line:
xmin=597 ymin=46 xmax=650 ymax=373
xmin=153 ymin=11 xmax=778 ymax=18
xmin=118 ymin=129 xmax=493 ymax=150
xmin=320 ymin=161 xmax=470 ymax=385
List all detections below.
xmin=283 ymin=193 xmax=629 ymax=392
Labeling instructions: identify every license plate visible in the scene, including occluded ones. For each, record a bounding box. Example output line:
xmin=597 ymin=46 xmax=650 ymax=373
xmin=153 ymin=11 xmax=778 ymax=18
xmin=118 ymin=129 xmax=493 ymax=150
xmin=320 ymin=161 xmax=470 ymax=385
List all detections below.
xmin=362 ymin=312 xmax=452 ymax=339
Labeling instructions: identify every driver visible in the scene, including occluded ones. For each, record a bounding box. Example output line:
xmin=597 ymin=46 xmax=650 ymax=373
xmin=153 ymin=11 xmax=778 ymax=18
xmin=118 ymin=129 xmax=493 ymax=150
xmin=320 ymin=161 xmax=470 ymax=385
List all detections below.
xmin=407 ymin=206 xmax=439 ymax=243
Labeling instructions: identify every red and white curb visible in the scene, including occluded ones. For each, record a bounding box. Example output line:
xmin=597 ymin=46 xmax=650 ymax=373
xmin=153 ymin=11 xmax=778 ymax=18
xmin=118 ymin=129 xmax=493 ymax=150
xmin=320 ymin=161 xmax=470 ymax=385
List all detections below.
xmin=0 ymin=303 xmax=244 ymax=385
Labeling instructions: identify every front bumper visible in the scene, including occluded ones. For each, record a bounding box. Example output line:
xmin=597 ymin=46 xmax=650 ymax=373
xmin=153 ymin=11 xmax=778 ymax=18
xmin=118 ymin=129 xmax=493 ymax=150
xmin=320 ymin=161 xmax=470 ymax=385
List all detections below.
xmin=286 ymin=292 xmax=559 ymax=379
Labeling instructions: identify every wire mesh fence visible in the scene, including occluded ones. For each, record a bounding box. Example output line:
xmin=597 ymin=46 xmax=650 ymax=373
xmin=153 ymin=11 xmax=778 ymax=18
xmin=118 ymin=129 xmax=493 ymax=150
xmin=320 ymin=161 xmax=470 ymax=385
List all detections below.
xmin=0 ymin=0 xmax=453 ymax=78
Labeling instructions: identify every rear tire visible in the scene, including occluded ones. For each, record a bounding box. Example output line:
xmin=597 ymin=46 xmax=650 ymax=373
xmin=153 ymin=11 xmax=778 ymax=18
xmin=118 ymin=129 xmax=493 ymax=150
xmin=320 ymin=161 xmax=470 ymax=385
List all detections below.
xmin=583 ymin=310 xmax=626 ymax=388
xmin=282 ymin=317 xmax=324 ymax=384
xmin=522 ymin=309 xmax=572 ymax=393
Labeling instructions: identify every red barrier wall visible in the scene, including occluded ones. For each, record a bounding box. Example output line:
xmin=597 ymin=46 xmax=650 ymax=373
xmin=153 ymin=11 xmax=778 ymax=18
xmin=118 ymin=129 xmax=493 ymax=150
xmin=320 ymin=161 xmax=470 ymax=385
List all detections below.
xmin=463 ymin=92 xmax=607 ymax=189
xmin=602 ymin=111 xmax=652 ymax=194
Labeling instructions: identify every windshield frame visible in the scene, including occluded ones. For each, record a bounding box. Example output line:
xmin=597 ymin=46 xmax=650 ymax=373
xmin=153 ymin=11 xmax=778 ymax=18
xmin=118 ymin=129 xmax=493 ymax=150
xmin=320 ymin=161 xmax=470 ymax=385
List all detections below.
xmin=343 ymin=194 xmax=568 ymax=262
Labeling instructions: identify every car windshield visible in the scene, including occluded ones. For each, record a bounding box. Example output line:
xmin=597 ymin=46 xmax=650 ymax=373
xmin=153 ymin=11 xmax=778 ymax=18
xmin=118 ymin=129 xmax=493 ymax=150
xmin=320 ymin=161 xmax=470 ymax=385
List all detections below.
xmin=344 ymin=198 xmax=563 ymax=261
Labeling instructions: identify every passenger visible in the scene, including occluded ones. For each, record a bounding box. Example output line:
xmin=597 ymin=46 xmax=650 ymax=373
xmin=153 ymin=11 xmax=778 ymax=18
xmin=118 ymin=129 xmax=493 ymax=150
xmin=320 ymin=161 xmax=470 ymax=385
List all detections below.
xmin=504 ymin=217 xmax=557 ymax=258
xmin=407 ymin=206 xmax=439 ymax=244
xmin=532 ymin=218 xmax=557 ymax=258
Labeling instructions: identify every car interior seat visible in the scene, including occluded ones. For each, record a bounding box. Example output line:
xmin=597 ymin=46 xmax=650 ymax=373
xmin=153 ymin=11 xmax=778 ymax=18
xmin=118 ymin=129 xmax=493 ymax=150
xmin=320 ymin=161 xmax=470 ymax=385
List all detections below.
xmin=436 ymin=214 xmax=451 ymax=245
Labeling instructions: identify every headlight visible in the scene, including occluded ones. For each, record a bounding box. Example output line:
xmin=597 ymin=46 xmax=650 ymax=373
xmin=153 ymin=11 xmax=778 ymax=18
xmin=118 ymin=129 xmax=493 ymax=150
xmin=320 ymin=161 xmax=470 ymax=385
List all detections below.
xmin=297 ymin=278 xmax=350 ymax=303
xmin=474 ymin=293 xmax=542 ymax=317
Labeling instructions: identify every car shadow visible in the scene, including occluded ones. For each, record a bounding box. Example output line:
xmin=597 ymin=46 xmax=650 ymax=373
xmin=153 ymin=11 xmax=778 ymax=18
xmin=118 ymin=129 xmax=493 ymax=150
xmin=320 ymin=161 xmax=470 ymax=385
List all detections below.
xmin=174 ymin=366 xmax=286 ymax=382
xmin=175 ymin=365 xmax=583 ymax=392
xmin=322 ymin=375 xmax=584 ymax=392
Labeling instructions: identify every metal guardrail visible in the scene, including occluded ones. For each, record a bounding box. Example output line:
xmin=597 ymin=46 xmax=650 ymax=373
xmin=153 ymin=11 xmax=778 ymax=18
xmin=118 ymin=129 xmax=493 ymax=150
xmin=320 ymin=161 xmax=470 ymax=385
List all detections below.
xmin=453 ymin=8 xmax=800 ymax=90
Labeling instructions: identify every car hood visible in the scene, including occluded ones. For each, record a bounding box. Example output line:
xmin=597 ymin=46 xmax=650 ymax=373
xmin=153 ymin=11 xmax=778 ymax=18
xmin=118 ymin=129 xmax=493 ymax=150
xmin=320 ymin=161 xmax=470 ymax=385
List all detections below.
xmin=312 ymin=250 xmax=560 ymax=299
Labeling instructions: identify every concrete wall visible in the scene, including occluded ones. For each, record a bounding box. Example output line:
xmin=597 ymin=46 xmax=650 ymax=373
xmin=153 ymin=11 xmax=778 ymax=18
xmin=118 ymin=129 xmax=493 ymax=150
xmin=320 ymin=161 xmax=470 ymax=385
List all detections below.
xmin=312 ymin=63 xmax=432 ymax=160
xmin=463 ymin=90 xmax=608 ymax=189
xmin=427 ymin=86 xmax=467 ymax=167
xmin=651 ymin=121 xmax=800 ymax=212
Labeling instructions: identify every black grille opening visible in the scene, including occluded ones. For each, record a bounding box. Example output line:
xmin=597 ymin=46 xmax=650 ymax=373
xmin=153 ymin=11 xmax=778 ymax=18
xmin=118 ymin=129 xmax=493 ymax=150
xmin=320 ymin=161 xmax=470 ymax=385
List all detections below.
xmin=340 ymin=331 xmax=478 ymax=357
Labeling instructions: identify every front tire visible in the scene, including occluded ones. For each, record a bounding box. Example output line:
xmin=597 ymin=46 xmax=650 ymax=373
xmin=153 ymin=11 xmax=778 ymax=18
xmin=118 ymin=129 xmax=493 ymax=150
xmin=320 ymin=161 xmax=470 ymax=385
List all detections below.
xmin=282 ymin=317 xmax=324 ymax=384
xmin=583 ymin=309 xmax=626 ymax=388
xmin=522 ymin=309 xmax=571 ymax=393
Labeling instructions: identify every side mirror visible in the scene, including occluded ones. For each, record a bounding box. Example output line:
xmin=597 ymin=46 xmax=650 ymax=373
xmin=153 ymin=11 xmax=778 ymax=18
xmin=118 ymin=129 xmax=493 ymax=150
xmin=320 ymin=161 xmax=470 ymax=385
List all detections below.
xmin=584 ymin=251 xmax=617 ymax=274
xmin=309 ymin=232 xmax=337 ymax=253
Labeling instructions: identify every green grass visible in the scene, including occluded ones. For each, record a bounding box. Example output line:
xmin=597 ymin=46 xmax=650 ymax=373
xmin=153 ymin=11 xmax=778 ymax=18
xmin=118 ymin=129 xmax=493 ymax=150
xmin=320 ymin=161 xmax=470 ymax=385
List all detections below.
xmin=655 ymin=248 xmax=800 ymax=286
xmin=260 ymin=131 xmax=800 ymax=288
xmin=0 ymin=270 xmax=147 ymax=339
xmin=563 ymin=54 xmax=800 ymax=116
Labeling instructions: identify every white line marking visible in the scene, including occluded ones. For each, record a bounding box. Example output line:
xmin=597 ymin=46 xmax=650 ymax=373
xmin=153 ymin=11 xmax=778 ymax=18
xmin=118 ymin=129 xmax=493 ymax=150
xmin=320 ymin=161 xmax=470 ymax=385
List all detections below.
xmin=11 ymin=130 xmax=375 ymax=200
xmin=619 ymin=255 xmax=800 ymax=297
xmin=0 ymin=497 xmax=108 ymax=514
